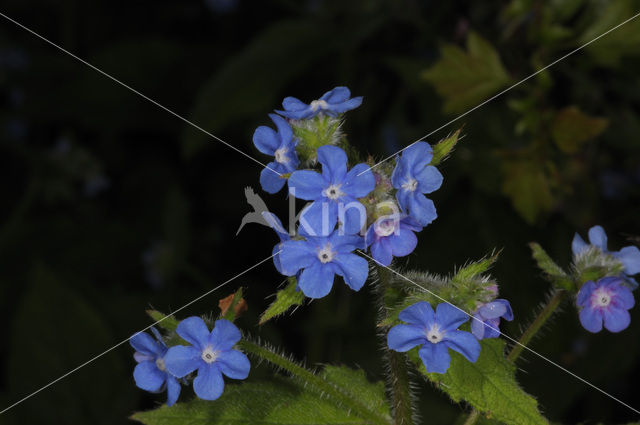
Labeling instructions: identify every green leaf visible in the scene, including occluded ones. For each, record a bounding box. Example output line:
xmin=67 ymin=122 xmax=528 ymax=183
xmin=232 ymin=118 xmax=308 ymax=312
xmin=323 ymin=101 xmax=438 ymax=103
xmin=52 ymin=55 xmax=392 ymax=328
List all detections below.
xmin=259 ymin=278 xmax=305 ymax=325
xmin=422 ymin=32 xmax=512 ymax=114
xmin=529 ymin=243 xmax=574 ymax=290
xmin=411 ymin=339 xmax=548 ymax=425
xmin=551 ymin=107 xmax=608 ymax=154
xmin=146 ymin=309 xmax=180 ymax=332
xmin=502 ymin=159 xmax=554 ymax=224
xmin=452 ymin=251 xmax=499 ymax=282
xmin=320 ymin=366 xmax=390 ymax=419
xmin=132 ymin=376 xmax=388 ymax=425
xmin=430 ymin=129 xmax=462 ymax=166
xmin=572 ymin=246 xmax=625 ymax=286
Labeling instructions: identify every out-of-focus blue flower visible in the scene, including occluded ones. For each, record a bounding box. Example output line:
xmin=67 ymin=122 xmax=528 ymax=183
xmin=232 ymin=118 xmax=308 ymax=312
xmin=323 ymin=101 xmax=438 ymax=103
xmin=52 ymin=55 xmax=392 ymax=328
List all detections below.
xmin=164 ymin=317 xmax=250 ymax=400
xmin=130 ymin=328 xmax=181 ymax=406
xmin=253 ymin=114 xmax=300 ymax=194
xmin=278 ymin=229 xmax=367 ymax=298
xmin=576 ymin=277 xmax=635 ymax=333
xmin=365 ymin=214 xmax=422 ymax=266
xmin=391 ymin=142 xmax=443 ymax=226
xmin=572 ymin=225 xmax=640 ymax=288
xmin=387 ymin=302 xmax=480 ymax=374
xmin=470 ymin=299 xmax=513 ymax=340
xmin=276 ymin=87 xmax=363 ymax=120
xmin=288 ymin=145 xmax=375 ymax=235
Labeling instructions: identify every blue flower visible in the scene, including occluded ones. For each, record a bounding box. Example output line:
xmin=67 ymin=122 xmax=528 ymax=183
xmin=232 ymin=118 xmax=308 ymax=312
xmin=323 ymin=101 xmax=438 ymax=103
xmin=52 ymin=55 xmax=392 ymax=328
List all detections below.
xmin=365 ymin=214 xmax=422 ymax=266
xmin=288 ymin=145 xmax=375 ymax=235
xmin=276 ymin=86 xmax=363 ymax=120
xmin=129 ymin=328 xmax=181 ymax=406
xmin=572 ymin=225 xmax=640 ymax=288
xmin=253 ymin=114 xmax=300 ymax=194
xmin=387 ymin=302 xmax=480 ymax=374
xmin=470 ymin=299 xmax=514 ymax=340
xmin=576 ymin=277 xmax=635 ymax=333
xmin=262 ymin=211 xmax=290 ymax=274
xmin=391 ymin=142 xmax=443 ymax=226
xmin=164 ymin=317 xmax=250 ymax=400
xmin=278 ymin=229 xmax=368 ymax=298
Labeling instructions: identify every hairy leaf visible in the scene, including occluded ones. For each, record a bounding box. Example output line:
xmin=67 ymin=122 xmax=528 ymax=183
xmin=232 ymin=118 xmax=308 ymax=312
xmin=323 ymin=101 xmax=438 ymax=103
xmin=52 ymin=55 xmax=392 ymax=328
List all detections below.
xmin=430 ymin=129 xmax=462 ymax=166
xmin=146 ymin=310 xmax=180 ymax=332
xmin=260 ymin=278 xmax=305 ymax=324
xmin=529 ymin=243 xmax=574 ymax=290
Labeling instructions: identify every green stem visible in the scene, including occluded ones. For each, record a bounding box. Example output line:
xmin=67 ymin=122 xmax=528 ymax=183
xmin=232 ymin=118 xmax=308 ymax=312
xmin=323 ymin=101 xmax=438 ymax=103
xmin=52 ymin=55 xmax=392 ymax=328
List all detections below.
xmin=376 ymin=265 xmax=415 ymax=425
xmin=238 ymin=339 xmax=391 ymax=425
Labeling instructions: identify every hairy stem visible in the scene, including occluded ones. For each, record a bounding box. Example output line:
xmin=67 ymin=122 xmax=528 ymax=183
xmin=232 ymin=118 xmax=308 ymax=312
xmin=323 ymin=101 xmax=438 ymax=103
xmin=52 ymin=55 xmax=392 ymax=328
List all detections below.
xmin=238 ymin=339 xmax=391 ymax=425
xmin=375 ymin=265 xmax=415 ymax=425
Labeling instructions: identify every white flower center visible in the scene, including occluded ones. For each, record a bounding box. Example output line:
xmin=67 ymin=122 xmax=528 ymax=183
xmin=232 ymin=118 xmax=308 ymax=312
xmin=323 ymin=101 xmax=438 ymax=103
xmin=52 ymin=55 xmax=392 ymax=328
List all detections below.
xmin=374 ymin=219 xmax=396 ymax=237
xmin=402 ymin=178 xmax=418 ymax=192
xmin=592 ymin=288 xmax=612 ymax=308
xmin=155 ymin=357 xmax=166 ymax=371
xmin=317 ymin=244 xmax=336 ymax=264
xmin=323 ymin=184 xmax=344 ymax=200
xmin=201 ymin=346 xmax=220 ymax=364
xmin=425 ymin=325 xmax=444 ymax=344
xmin=310 ymin=99 xmax=329 ymax=112
xmin=274 ymin=147 xmax=289 ymax=164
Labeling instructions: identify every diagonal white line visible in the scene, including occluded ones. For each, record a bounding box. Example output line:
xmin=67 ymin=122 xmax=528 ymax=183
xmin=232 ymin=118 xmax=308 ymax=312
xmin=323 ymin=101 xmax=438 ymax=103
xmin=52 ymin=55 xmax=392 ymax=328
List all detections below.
xmin=0 ymin=11 xmax=281 ymax=176
xmin=360 ymin=252 xmax=640 ymax=415
xmin=360 ymin=10 xmax=640 ymax=175
xmin=0 ymin=252 xmax=278 ymax=415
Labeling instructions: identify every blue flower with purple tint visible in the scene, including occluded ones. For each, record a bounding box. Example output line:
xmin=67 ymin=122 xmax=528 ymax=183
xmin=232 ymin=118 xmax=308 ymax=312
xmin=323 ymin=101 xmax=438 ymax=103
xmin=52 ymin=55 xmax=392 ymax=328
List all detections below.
xmin=576 ymin=277 xmax=635 ymax=333
xmin=276 ymin=86 xmax=363 ymax=120
xmin=253 ymin=114 xmax=299 ymax=194
xmin=391 ymin=142 xmax=443 ymax=226
xmin=278 ymin=229 xmax=367 ymax=298
xmin=288 ymin=145 xmax=375 ymax=235
xmin=470 ymin=299 xmax=514 ymax=340
xmin=387 ymin=302 xmax=481 ymax=374
xmin=130 ymin=328 xmax=181 ymax=406
xmin=365 ymin=214 xmax=422 ymax=266
xmin=164 ymin=317 xmax=250 ymax=400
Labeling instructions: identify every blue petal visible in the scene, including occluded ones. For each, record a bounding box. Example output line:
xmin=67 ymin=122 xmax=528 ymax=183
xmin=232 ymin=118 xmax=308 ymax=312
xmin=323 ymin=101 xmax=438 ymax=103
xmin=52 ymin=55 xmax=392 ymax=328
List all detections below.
xmin=481 ymin=318 xmax=501 ymax=339
xmin=603 ymin=308 xmax=631 ymax=333
xmin=321 ymin=86 xmax=350 ymax=103
xmin=588 ymin=225 xmax=608 ymax=251
xmin=176 ymin=316 xmax=211 ymax=349
xmin=388 ymin=228 xmax=418 ymax=257
xmin=398 ymin=302 xmax=435 ymax=327
xmin=262 ymin=212 xmax=289 ymax=241
xmin=276 ymin=108 xmax=312 ymax=120
xmin=572 ymin=233 xmax=588 ymax=255
xmin=494 ymin=299 xmax=514 ymax=321
xmin=419 ymin=342 xmax=450 ymax=374
xmin=260 ymin=163 xmax=287 ymax=194
xmin=576 ymin=281 xmax=596 ymax=307
xmin=193 ymin=364 xmax=225 ymax=401
xmin=395 ymin=187 xmax=410 ymax=212
xmin=614 ymin=246 xmax=640 ymax=275
xmin=209 ymin=319 xmax=242 ymax=351
xmin=340 ymin=199 xmax=367 ymax=234
xmin=269 ymin=113 xmax=293 ymax=143
xmin=299 ymin=201 xmax=337 ymax=236
xmin=288 ymin=170 xmax=326 ymax=200
xmin=470 ymin=315 xmax=486 ymax=339
xmin=298 ymin=263 xmax=335 ymax=298
xmin=387 ymin=324 xmax=426 ymax=352
xmin=333 ymin=252 xmax=368 ymax=291
xmin=371 ymin=238 xmax=393 ymax=266
xmin=329 ymin=232 xmax=364 ymax=252
xmin=166 ymin=376 xmax=181 ymax=406
xmin=579 ymin=307 xmax=603 ymax=333
xmin=133 ymin=361 xmax=166 ymax=392
xmin=391 ymin=160 xmax=407 ymax=189
xmin=130 ymin=331 xmax=165 ymax=357
xmin=435 ymin=303 xmax=469 ymax=331
xmin=342 ymin=163 xmax=376 ymax=199
xmin=477 ymin=301 xmax=508 ymax=320
xmin=164 ymin=345 xmax=202 ymax=378
xmin=415 ymin=165 xmax=443 ymax=194
xmin=217 ymin=349 xmax=251 ymax=380
xmin=444 ymin=330 xmax=481 ymax=362
xmin=282 ymin=96 xmax=308 ymax=112
xmin=613 ymin=284 xmax=635 ymax=309
xmin=272 ymin=242 xmax=284 ymax=274
xmin=330 ymin=97 xmax=363 ymax=113
xmin=279 ymin=240 xmax=317 ymax=276
xmin=408 ymin=193 xmax=437 ymax=226
xmin=252 ymin=126 xmax=279 ymax=155
xmin=400 ymin=142 xmax=434 ymax=174
xmin=317 ymin=145 xmax=348 ymax=183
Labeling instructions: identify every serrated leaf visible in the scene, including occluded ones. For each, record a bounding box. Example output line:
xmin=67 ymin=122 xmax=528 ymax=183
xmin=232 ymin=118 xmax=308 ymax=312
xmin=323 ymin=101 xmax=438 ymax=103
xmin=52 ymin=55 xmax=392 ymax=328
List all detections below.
xmin=260 ymin=278 xmax=305 ymax=325
xmin=146 ymin=310 xmax=180 ymax=332
xmin=529 ymin=243 xmax=574 ymax=290
xmin=551 ymin=107 xmax=608 ymax=154
xmin=422 ymin=32 xmax=512 ymax=114
xmin=411 ymin=339 xmax=548 ymax=425
xmin=430 ymin=129 xmax=462 ymax=166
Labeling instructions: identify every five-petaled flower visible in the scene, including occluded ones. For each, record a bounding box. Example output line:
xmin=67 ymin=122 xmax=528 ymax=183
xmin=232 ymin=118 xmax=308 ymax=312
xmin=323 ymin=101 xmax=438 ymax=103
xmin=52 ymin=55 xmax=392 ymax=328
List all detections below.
xmin=576 ymin=277 xmax=635 ymax=333
xmin=276 ymin=86 xmax=363 ymax=120
xmin=164 ymin=317 xmax=250 ymax=400
xmin=365 ymin=214 xmax=423 ymax=266
xmin=130 ymin=328 xmax=181 ymax=406
xmin=253 ymin=113 xmax=300 ymax=194
xmin=278 ymin=228 xmax=368 ymax=298
xmin=391 ymin=142 xmax=443 ymax=226
xmin=470 ymin=299 xmax=513 ymax=340
xmin=387 ymin=301 xmax=481 ymax=374
xmin=572 ymin=225 xmax=640 ymax=288
xmin=288 ymin=145 xmax=375 ymax=235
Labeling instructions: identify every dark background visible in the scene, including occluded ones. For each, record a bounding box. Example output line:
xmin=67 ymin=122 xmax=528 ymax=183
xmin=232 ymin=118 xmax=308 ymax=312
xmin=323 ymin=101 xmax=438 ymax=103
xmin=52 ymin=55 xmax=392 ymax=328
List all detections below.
xmin=1 ymin=0 xmax=639 ymax=424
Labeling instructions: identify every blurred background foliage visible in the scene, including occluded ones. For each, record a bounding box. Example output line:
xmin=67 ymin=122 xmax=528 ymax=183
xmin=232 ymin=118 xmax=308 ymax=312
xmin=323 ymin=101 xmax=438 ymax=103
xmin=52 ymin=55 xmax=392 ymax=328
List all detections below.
xmin=0 ymin=0 xmax=639 ymax=424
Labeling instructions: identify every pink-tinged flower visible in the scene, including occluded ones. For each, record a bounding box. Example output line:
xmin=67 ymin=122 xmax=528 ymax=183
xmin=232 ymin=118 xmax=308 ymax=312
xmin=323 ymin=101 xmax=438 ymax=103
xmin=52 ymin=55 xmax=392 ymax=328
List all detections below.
xmin=576 ymin=277 xmax=635 ymax=333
